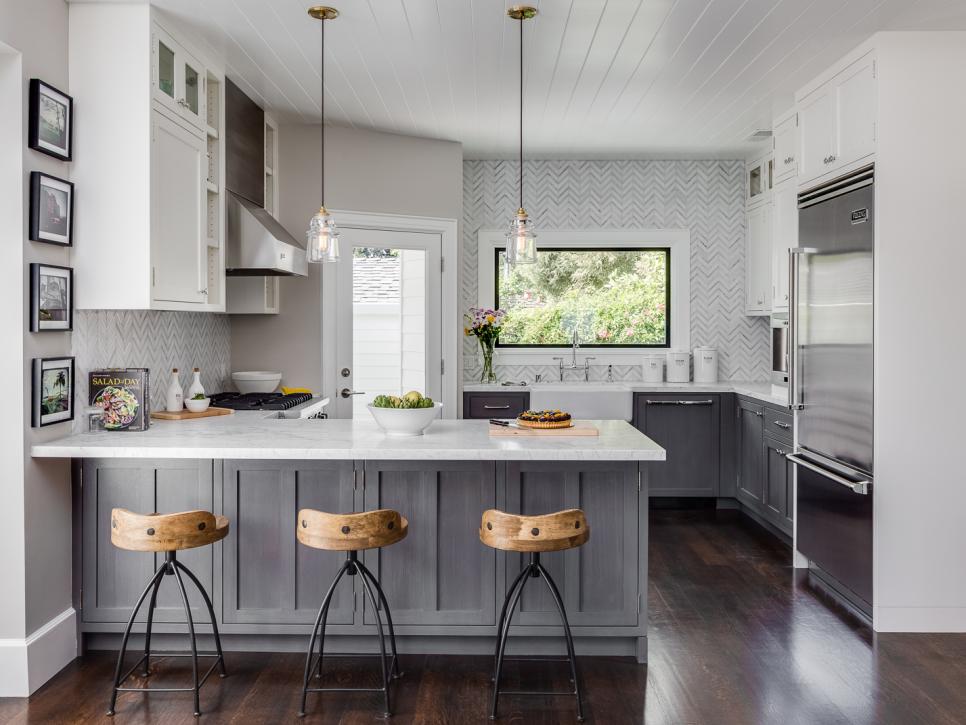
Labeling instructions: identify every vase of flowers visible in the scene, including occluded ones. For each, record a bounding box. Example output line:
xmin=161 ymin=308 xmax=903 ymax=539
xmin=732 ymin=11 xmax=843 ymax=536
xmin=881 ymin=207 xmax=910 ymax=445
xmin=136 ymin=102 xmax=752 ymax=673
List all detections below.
xmin=464 ymin=307 xmax=505 ymax=384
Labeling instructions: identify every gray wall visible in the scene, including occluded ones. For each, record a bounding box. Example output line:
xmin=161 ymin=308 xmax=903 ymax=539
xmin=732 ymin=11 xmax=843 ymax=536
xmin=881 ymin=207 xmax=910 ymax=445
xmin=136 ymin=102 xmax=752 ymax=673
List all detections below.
xmin=230 ymin=125 xmax=463 ymax=392
xmin=0 ymin=0 xmax=72 ymax=642
xmin=461 ymin=159 xmax=770 ymax=382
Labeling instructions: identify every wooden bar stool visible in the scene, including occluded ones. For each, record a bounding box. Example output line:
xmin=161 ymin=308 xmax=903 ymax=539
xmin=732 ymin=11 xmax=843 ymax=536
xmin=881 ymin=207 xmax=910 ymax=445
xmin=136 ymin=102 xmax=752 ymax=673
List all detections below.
xmin=296 ymin=508 xmax=408 ymax=718
xmin=480 ymin=508 xmax=590 ymax=721
xmin=107 ymin=508 xmax=229 ymax=717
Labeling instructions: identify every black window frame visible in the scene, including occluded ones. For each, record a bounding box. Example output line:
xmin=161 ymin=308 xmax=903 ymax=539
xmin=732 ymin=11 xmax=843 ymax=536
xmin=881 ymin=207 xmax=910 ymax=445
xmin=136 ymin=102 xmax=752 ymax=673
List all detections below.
xmin=493 ymin=246 xmax=672 ymax=349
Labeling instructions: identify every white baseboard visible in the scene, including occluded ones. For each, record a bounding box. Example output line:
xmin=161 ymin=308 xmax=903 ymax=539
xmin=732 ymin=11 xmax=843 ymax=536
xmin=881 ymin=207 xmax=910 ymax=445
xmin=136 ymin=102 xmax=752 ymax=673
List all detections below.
xmin=874 ymin=605 xmax=966 ymax=633
xmin=0 ymin=608 xmax=77 ymax=697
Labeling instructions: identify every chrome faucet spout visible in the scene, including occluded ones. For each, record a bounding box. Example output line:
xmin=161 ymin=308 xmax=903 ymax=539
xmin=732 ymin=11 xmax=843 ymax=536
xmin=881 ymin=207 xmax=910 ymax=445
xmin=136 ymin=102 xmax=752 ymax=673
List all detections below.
xmin=571 ymin=328 xmax=580 ymax=368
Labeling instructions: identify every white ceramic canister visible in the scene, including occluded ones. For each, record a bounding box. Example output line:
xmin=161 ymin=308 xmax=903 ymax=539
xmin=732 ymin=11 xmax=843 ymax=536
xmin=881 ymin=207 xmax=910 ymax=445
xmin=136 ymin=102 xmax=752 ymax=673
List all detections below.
xmin=693 ymin=346 xmax=719 ymax=383
xmin=665 ymin=350 xmax=691 ymax=383
xmin=642 ymin=355 xmax=664 ymax=383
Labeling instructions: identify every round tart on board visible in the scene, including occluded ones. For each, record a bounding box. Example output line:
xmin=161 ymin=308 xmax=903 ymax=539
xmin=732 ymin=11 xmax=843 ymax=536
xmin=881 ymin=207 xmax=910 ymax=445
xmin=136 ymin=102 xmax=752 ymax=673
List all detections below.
xmin=516 ymin=410 xmax=573 ymax=429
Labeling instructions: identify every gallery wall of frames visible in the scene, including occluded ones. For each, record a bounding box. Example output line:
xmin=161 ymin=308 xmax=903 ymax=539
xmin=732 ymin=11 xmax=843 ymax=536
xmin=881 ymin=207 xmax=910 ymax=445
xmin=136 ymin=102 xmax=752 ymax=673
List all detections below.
xmin=28 ymin=77 xmax=76 ymax=428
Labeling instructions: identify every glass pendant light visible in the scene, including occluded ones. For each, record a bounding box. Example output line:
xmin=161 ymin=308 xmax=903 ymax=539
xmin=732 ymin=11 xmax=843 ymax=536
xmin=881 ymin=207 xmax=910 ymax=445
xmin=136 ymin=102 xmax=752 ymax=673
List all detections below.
xmin=505 ymin=6 xmax=538 ymax=266
xmin=306 ymin=6 xmax=340 ymax=263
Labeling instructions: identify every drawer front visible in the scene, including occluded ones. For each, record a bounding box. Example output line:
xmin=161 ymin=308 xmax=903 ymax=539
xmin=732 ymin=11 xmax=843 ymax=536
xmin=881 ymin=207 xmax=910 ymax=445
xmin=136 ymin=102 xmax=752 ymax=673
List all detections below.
xmin=764 ymin=408 xmax=794 ymax=442
xmin=463 ymin=392 xmax=529 ymax=419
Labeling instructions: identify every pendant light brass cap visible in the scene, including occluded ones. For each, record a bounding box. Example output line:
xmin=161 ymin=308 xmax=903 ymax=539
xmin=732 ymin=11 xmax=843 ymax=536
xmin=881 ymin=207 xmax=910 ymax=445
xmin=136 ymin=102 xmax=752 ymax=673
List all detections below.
xmin=507 ymin=6 xmax=537 ymax=20
xmin=308 ymin=6 xmax=339 ymax=20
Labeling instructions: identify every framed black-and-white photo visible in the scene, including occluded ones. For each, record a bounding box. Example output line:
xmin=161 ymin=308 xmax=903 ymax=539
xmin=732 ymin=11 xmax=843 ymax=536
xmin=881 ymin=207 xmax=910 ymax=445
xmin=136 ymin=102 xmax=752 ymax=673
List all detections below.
xmin=32 ymin=356 xmax=75 ymax=427
xmin=28 ymin=79 xmax=73 ymax=161
xmin=29 ymin=171 xmax=73 ymax=246
xmin=30 ymin=263 xmax=73 ymax=332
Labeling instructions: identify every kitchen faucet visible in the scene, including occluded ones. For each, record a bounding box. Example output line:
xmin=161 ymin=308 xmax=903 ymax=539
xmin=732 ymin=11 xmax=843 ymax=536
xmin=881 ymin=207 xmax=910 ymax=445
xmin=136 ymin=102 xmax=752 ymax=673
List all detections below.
xmin=553 ymin=328 xmax=595 ymax=382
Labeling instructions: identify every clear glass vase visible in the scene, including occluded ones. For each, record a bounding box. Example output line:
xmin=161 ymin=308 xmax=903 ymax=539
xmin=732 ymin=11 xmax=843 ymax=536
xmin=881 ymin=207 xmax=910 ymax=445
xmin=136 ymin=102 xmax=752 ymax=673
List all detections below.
xmin=480 ymin=341 xmax=496 ymax=384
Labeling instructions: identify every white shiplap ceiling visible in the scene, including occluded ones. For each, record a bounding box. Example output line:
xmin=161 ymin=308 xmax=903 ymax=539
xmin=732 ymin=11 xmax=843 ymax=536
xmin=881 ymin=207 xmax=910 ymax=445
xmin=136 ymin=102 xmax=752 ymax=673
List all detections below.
xmin=101 ymin=0 xmax=966 ymax=157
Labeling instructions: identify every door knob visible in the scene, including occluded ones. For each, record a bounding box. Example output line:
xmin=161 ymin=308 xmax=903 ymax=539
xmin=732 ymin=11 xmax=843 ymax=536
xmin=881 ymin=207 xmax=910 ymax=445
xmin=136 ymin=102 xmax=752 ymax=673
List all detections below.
xmin=340 ymin=388 xmax=366 ymax=398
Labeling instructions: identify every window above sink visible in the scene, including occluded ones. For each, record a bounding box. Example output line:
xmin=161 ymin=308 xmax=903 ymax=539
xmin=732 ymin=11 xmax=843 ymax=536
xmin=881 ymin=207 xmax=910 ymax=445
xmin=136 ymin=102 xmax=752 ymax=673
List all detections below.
xmin=477 ymin=229 xmax=691 ymax=364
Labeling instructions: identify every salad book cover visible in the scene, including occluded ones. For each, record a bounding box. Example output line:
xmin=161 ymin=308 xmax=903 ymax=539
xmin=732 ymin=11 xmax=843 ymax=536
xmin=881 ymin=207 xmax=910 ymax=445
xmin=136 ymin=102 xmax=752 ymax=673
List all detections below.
xmin=89 ymin=369 xmax=150 ymax=431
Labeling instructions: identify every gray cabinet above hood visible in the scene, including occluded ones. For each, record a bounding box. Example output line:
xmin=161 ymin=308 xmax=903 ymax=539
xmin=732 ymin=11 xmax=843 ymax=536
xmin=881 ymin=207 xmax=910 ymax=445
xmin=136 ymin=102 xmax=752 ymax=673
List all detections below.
xmin=225 ymin=78 xmax=306 ymax=277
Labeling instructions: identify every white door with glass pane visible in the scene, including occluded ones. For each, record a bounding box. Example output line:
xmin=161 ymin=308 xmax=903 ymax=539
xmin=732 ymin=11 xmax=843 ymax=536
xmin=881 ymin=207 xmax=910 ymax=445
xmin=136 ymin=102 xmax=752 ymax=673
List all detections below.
xmin=333 ymin=228 xmax=442 ymax=419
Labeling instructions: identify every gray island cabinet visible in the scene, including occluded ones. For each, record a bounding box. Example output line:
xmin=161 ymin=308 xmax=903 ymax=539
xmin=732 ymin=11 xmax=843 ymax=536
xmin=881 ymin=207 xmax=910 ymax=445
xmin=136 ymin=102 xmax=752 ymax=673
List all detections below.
xmin=38 ymin=418 xmax=663 ymax=662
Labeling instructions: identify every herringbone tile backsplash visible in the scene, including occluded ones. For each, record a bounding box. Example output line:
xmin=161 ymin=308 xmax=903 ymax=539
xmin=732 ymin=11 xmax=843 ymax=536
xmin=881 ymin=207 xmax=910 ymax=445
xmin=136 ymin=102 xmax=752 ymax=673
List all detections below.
xmin=462 ymin=159 xmax=770 ymax=383
xmin=72 ymin=311 xmax=231 ymax=424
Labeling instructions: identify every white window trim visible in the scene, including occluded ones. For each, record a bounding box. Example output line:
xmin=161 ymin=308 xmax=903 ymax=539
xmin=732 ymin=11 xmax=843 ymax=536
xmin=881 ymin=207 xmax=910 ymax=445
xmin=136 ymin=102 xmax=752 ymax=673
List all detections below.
xmin=477 ymin=228 xmax=690 ymax=365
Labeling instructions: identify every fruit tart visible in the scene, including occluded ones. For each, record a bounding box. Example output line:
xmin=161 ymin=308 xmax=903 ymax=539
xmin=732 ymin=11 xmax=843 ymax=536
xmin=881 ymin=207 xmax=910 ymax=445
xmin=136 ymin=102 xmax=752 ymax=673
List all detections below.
xmin=516 ymin=409 xmax=573 ymax=429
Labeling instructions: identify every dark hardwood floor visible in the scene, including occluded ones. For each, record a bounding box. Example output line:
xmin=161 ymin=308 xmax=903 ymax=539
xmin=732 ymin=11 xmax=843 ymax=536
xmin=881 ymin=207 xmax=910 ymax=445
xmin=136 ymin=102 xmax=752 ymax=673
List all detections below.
xmin=4 ymin=508 xmax=966 ymax=724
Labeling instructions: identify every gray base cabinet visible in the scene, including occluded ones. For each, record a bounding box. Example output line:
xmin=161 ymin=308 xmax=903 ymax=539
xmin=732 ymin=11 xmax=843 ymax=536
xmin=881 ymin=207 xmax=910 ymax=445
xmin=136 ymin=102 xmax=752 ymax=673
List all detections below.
xmin=221 ymin=460 xmax=355 ymax=627
xmin=633 ymin=394 xmax=719 ymax=497
xmin=462 ymin=392 xmax=530 ymax=419
xmin=77 ymin=457 xmax=646 ymax=655
xmin=81 ymin=459 xmax=214 ymax=623
xmin=504 ymin=462 xmax=642 ymax=629
xmin=362 ymin=460 xmax=497 ymax=627
xmin=735 ymin=396 xmax=794 ymax=537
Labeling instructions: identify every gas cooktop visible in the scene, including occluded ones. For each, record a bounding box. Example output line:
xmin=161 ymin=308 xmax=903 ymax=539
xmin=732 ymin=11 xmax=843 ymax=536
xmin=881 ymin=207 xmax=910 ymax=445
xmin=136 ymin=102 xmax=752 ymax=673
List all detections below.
xmin=210 ymin=392 xmax=313 ymax=411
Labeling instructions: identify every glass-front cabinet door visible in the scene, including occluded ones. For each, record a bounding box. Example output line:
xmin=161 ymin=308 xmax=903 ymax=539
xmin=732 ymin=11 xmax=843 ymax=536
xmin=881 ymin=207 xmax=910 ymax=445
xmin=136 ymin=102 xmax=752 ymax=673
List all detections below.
xmin=152 ymin=23 xmax=206 ymax=133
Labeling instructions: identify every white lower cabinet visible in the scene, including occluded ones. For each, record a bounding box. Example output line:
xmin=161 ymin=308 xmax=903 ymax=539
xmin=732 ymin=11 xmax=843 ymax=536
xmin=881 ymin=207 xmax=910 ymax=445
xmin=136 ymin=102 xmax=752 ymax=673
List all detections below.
xmin=745 ymin=202 xmax=772 ymax=316
xmin=151 ymin=110 xmax=208 ymax=304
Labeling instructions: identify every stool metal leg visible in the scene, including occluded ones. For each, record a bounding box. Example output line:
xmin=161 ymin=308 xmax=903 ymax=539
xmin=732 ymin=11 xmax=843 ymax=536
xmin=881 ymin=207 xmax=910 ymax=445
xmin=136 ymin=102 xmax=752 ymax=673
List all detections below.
xmin=170 ymin=558 xmax=201 ymax=717
xmin=358 ymin=563 xmax=392 ymax=718
xmin=141 ymin=568 xmax=164 ymax=677
xmin=108 ymin=560 xmax=168 ymax=716
xmin=175 ymin=560 xmax=228 ymax=678
xmin=358 ymin=561 xmax=402 ymax=680
xmin=491 ymin=563 xmax=531 ymax=683
xmin=536 ymin=561 xmax=585 ymax=722
xmin=490 ymin=560 xmax=533 ymax=720
xmin=299 ymin=559 xmax=350 ymax=717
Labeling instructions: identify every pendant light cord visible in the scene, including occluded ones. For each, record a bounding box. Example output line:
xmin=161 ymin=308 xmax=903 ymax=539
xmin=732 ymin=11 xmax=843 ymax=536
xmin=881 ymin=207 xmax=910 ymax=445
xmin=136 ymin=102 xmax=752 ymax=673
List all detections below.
xmin=319 ymin=19 xmax=325 ymax=207
xmin=518 ymin=15 xmax=523 ymax=211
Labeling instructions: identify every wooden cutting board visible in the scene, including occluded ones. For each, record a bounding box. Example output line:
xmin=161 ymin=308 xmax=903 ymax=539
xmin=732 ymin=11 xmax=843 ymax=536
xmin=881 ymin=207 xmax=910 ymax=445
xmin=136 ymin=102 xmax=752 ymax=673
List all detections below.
xmin=489 ymin=421 xmax=599 ymax=437
xmin=151 ymin=407 xmax=234 ymax=421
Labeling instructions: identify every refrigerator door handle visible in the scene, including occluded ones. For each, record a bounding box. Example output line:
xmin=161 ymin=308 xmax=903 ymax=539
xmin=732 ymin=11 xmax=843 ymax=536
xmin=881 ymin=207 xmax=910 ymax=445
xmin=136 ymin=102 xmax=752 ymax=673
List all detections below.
xmin=788 ymin=248 xmax=803 ymax=410
xmin=786 ymin=452 xmax=871 ymax=495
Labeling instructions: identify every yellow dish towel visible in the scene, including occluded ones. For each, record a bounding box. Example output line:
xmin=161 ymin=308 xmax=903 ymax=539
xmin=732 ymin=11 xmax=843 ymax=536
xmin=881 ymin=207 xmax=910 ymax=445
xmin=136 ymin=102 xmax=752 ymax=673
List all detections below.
xmin=281 ymin=386 xmax=312 ymax=395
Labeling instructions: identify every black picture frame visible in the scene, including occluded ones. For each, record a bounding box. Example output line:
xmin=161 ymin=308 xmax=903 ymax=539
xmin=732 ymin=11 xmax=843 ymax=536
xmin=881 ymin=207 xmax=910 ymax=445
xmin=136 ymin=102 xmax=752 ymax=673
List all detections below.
xmin=29 ymin=171 xmax=73 ymax=246
xmin=30 ymin=263 xmax=73 ymax=332
xmin=32 ymin=356 xmax=75 ymax=427
xmin=28 ymin=78 xmax=73 ymax=161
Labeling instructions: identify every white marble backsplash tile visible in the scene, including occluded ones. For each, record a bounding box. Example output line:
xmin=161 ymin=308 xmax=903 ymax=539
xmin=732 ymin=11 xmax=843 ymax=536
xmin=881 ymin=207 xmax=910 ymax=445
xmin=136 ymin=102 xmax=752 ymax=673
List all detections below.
xmin=461 ymin=159 xmax=771 ymax=383
xmin=71 ymin=310 xmax=232 ymax=424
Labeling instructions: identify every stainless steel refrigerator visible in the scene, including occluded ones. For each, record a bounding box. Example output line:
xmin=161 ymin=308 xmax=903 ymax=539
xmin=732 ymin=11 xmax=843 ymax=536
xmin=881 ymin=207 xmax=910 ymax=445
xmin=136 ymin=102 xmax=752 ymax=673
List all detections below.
xmin=789 ymin=165 xmax=874 ymax=615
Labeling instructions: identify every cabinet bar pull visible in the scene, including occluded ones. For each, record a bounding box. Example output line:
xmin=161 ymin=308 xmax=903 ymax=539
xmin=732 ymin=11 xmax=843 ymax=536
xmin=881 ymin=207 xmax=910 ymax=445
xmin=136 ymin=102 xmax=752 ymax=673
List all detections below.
xmin=483 ymin=404 xmax=511 ymax=410
xmin=645 ymin=400 xmax=714 ymax=406
xmin=773 ymin=421 xmax=791 ymax=429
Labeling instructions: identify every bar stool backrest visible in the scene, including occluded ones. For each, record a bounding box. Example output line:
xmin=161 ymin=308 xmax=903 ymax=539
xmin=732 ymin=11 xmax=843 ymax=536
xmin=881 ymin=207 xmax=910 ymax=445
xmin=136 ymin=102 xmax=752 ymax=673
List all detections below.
xmin=297 ymin=508 xmax=408 ymax=551
xmin=111 ymin=508 xmax=229 ymax=552
xmin=480 ymin=508 xmax=590 ymax=552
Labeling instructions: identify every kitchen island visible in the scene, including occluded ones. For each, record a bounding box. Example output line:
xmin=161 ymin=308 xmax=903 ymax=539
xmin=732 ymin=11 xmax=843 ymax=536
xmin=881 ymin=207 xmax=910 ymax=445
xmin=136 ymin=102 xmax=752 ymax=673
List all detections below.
xmin=33 ymin=418 xmax=664 ymax=662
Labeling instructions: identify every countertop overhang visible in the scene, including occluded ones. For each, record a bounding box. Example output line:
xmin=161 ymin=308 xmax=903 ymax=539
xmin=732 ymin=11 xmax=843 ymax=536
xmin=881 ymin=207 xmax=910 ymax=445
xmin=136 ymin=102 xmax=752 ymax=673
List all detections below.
xmin=31 ymin=417 xmax=666 ymax=462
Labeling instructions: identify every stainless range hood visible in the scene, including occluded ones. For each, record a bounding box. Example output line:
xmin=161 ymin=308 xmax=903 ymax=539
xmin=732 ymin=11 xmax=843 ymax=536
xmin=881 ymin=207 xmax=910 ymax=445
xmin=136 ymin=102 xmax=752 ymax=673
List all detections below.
xmin=224 ymin=78 xmax=307 ymax=277
xmin=226 ymin=192 xmax=308 ymax=276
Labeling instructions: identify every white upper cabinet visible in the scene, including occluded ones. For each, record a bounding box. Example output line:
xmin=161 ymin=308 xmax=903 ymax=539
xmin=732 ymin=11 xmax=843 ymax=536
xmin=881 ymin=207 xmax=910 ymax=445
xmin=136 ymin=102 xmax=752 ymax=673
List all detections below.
xmin=797 ymin=50 xmax=876 ymax=188
xmin=771 ymin=178 xmax=798 ymax=313
xmin=152 ymin=24 xmax=207 ymax=133
xmin=151 ymin=111 xmax=207 ymax=304
xmin=746 ymin=151 xmax=774 ymax=207
xmin=745 ymin=202 xmax=772 ymax=316
xmin=772 ymin=112 xmax=798 ymax=183
xmin=69 ymin=4 xmax=225 ymax=311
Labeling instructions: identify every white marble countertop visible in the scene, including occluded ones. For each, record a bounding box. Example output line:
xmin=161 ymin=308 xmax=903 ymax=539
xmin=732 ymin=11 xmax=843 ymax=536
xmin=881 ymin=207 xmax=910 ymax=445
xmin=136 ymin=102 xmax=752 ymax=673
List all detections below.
xmin=463 ymin=380 xmax=789 ymax=407
xmin=31 ymin=415 xmax=666 ymax=462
